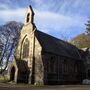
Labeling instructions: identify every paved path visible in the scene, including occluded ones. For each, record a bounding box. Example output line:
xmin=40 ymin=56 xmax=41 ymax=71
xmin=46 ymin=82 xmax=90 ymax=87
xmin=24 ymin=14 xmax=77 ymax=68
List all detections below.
xmin=0 ymin=83 xmax=90 ymax=90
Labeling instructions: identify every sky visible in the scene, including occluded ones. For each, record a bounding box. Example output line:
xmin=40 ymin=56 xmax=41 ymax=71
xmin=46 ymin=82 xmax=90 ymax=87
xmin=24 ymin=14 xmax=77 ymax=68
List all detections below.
xmin=0 ymin=0 xmax=90 ymax=40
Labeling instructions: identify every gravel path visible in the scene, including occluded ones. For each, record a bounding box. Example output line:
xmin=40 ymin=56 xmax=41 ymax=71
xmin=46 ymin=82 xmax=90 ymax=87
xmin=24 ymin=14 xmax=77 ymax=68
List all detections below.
xmin=0 ymin=83 xmax=90 ymax=90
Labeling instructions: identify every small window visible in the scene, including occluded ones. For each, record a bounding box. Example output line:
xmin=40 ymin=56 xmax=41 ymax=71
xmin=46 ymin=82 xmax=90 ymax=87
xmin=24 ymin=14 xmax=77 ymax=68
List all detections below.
xmin=26 ymin=13 xmax=30 ymax=23
xmin=88 ymin=69 xmax=90 ymax=78
xmin=64 ymin=60 xmax=68 ymax=73
xmin=48 ymin=56 xmax=56 ymax=73
xmin=22 ymin=38 xmax=29 ymax=58
xmin=74 ymin=64 xmax=78 ymax=73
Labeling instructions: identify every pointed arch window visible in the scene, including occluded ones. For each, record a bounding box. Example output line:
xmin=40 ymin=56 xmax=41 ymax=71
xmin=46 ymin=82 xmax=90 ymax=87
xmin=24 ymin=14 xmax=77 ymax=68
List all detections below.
xmin=48 ymin=56 xmax=56 ymax=73
xmin=74 ymin=64 xmax=78 ymax=73
xmin=22 ymin=38 xmax=29 ymax=58
xmin=26 ymin=13 xmax=30 ymax=23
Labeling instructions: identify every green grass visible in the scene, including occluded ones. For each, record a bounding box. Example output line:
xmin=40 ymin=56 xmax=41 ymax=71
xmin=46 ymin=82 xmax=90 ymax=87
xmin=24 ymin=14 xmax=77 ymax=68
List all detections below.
xmin=0 ymin=75 xmax=9 ymax=83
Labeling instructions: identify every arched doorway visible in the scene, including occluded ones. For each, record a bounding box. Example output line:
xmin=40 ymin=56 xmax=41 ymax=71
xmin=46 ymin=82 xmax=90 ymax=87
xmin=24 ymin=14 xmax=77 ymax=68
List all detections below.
xmin=10 ymin=66 xmax=15 ymax=81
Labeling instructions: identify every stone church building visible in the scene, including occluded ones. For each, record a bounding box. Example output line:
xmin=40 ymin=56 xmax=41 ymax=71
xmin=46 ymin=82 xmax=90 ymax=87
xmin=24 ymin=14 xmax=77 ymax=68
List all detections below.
xmin=8 ymin=6 xmax=86 ymax=85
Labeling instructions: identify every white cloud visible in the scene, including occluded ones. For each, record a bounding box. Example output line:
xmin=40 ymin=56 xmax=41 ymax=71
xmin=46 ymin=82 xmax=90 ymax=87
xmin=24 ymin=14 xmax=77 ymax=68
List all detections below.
xmin=0 ymin=8 xmax=26 ymax=24
xmin=34 ymin=10 xmax=86 ymax=33
xmin=0 ymin=7 xmax=87 ymax=39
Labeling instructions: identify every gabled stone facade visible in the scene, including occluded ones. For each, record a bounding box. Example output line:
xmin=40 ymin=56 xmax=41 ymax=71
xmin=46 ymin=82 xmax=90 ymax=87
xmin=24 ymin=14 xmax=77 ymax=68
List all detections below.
xmin=8 ymin=6 xmax=44 ymax=84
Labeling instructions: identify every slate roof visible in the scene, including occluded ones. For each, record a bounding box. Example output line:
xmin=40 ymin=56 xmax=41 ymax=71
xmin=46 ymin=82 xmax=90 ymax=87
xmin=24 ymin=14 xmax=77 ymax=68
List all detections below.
xmin=35 ymin=30 xmax=84 ymax=59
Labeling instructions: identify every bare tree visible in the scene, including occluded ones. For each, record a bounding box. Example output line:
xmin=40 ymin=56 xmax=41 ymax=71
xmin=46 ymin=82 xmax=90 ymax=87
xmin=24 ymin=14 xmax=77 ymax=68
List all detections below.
xmin=0 ymin=21 xmax=22 ymax=75
xmin=0 ymin=33 xmax=18 ymax=74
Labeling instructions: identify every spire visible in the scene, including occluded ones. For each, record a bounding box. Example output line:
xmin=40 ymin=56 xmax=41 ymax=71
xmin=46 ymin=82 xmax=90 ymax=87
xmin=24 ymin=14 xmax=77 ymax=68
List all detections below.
xmin=25 ymin=5 xmax=34 ymax=24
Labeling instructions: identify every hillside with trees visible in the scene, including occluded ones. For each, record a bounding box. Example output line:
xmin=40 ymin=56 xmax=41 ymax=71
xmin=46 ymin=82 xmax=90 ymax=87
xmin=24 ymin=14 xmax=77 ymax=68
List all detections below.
xmin=70 ymin=33 xmax=90 ymax=49
xmin=70 ymin=20 xmax=90 ymax=49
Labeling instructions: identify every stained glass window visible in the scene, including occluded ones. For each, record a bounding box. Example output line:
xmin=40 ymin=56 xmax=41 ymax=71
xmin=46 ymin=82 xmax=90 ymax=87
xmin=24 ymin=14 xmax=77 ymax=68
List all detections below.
xmin=22 ymin=38 xmax=29 ymax=58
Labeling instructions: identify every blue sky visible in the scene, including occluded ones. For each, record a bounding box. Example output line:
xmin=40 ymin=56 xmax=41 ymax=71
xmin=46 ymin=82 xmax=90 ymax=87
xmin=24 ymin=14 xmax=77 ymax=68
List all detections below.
xmin=0 ymin=0 xmax=90 ymax=40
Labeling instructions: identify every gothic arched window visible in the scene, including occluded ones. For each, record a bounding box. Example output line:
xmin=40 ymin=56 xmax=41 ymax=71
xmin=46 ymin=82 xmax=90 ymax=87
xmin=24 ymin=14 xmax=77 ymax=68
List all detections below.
xmin=22 ymin=38 xmax=29 ymax=58
xmin=26 ymin=13 xmax=30 ymax=23
xmin=63 ymin=60 xmax=68 ymax=73
xmin=74 ymin=63 xmax=78 ymax=73
xmin=48 ymin=56 xmax=56 ymax=73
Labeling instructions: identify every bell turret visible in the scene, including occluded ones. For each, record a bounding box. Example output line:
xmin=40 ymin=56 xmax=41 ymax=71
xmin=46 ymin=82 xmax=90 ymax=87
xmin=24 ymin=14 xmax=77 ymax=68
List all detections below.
xmin=25 ymin=5 xmax=34 ymax=24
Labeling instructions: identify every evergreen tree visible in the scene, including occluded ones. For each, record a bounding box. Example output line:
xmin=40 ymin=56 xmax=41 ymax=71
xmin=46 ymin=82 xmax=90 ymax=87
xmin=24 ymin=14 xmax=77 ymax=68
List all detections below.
xmin=85 ymin=20 xmax=90 ymax=35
